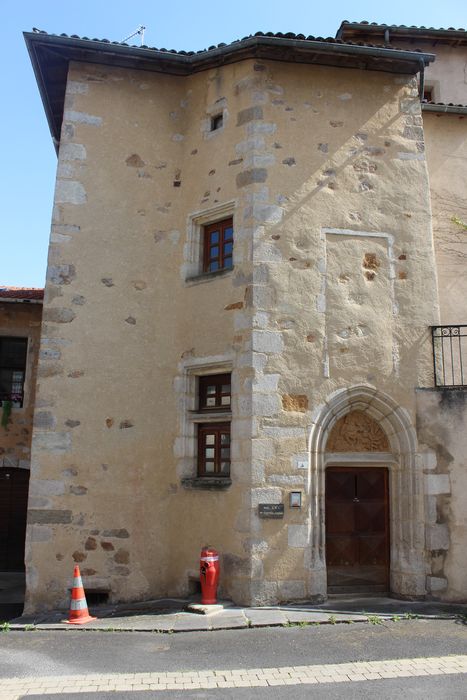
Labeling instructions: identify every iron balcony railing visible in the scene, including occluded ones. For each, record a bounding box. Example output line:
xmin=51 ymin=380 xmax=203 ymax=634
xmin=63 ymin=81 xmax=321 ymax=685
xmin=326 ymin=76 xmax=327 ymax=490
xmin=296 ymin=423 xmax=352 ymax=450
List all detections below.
xmin=432 ymin=325 xmax=467 ymax=388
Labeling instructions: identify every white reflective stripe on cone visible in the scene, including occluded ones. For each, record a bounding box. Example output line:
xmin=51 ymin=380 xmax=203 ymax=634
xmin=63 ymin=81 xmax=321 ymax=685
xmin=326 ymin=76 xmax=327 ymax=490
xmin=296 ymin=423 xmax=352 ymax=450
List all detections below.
xmin=70 ymin=598 xmax=88 ymax=611
xmin=200 ymin=556 xmax=219 ymax=562
xmin=73 ymin=577 xmax=83 ymax=587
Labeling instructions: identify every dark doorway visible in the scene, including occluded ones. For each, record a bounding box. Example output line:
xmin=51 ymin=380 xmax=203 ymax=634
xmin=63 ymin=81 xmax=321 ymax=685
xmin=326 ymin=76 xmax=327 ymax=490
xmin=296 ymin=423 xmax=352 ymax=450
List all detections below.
xmin=0 ymin=468 xmax=30 ymax=571
xmin=325 ymin=467 xmax=389 ymax=594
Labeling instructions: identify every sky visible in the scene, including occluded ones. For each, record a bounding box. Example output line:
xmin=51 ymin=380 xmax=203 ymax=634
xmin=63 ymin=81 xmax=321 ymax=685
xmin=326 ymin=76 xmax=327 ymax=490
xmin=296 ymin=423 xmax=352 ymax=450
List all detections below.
xmin=2 ymin=0 xmax=466 ymax=287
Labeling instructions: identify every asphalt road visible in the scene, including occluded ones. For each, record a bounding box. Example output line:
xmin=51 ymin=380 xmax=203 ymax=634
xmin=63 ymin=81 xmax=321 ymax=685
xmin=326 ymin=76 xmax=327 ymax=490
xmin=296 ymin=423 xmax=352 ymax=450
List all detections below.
xmin=0 ymin=618 xmax=466 ymax=698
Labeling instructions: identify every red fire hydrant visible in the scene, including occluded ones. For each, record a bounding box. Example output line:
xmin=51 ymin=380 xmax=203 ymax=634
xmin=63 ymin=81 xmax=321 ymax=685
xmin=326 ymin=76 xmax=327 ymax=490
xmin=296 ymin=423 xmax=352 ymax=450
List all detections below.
xmin=200 ymin=546 xmax=220 ymax=605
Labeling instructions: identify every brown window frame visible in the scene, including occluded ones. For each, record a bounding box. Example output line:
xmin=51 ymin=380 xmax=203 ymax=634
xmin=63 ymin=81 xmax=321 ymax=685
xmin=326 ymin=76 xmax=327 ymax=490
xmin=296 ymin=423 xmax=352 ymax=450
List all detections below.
xmin=203 ymin=217 xmax=233 ymax=273
xmin=0 ymin=337 xmax=28 ymax=408
xmin=198 ymin=373 xmax=231 ymax=412
xmin=198 ymin=422 xmax=231 ymax=477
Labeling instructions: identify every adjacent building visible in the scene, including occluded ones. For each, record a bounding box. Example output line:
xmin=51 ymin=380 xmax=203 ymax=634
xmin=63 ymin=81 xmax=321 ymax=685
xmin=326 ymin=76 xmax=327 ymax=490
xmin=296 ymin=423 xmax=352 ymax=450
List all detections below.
xmin=0 ymin=287 xmax=43 ymax=571
xmin=20 ymin=21 xmax=466 ymax=612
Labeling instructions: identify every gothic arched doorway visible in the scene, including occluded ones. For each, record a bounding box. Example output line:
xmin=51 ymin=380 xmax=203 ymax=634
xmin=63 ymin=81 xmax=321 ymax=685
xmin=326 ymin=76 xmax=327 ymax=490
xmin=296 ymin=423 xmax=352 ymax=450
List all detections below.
xmin=308 ymin=385 xmax=426 ymax=600
xmin=325 ymin=412 xmax=390 ymax=593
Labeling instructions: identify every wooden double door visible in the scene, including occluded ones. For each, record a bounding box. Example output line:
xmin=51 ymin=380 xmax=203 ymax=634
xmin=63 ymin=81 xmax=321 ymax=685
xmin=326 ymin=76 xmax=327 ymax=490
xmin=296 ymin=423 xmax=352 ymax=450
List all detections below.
xmin=0 ymin=468 xmax=30 ymax=571
xmin=325 ymin=467 xmax=389 ymax=593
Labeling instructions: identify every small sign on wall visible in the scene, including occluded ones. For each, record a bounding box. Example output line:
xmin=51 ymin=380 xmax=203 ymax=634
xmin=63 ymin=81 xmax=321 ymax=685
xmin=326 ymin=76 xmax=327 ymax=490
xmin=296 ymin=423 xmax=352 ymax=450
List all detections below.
xmin=289 ymin=491 xmax=302 ymax=508
xmin=293 ymin=454 xmax=308 ymax=470
xmin=258 ymin=503 xmax=284 ymax=519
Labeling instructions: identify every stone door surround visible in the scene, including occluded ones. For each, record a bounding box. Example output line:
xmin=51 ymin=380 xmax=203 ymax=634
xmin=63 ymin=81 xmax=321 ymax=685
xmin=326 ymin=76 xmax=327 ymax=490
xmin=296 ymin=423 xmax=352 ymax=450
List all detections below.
xmin=308 ymin=385 xmax=426 ymax=599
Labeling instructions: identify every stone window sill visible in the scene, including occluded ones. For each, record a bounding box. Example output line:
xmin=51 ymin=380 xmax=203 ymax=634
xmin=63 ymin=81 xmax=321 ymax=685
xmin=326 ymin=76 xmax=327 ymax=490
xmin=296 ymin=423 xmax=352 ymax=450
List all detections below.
xmin=185 ymin=268 xmax=233 ymax=286
xmin=181 ymin=477 xmax=232 ymax=491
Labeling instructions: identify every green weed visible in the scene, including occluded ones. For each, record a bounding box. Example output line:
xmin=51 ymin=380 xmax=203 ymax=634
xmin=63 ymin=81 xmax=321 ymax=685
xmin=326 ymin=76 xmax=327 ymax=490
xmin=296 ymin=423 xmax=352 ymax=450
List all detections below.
xmin=367 ymin=615 xmax=384 ymax=625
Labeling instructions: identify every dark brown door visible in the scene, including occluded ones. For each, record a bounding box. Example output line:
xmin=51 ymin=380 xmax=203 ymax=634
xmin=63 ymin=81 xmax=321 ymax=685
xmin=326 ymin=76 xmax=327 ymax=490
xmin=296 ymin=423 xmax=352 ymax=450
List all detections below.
xmin=326 ymin=467 xmax=389 ymax=593
xmin=0 ymin=468 xmax=30 ymax=571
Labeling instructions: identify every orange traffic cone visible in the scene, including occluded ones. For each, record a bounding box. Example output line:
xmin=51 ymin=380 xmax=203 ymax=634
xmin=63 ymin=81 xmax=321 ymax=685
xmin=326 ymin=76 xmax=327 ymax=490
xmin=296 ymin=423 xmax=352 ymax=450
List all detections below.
xmin=64 ymin=565 xmax=97 ymax=625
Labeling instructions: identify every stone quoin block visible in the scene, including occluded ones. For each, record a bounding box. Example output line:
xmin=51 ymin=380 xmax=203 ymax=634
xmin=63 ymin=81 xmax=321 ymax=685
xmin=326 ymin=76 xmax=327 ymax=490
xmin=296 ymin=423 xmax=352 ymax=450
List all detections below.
xmin=33 ymin=411 xmax=57 ymax=430
xmin=43 ymin=308 xmax=76 ymax=324
xmin=27 ymin=510 xmax=72 ymax=525
xmin=33 ymin=432 xmax=71 ymax=453
xmin=29 ymin=479 xmax=65 ymax=497
xmin=426 ymin=524 xmax=450 ymax=551
xmin=251 ymin=487 xmax=282 ymax=507
xmin=425 ymin=474 xmax=451 ymax=495
xmin=63 ymin=110 xmax=102 ymax=126
xmin=28 ymin=525 xmax=53 ymax=542
xmin=236 ymin=168 xmax=268 ymax=188
xmin=287 ymin=525 xmax=309 ymax=548
xmin=252 ymin=330 xmax=284 ymax=354
xmin=60 ymin=143 xmax=87 ymax=160
xmin=237 ymin=106 xmax=264 ymax=126
xmin=47 ymin=265 xmax=77 ymax=285
xmin=39 ymin=348 xmax=61 ymax=361
xmin=252 ymin=393 xmax=281 ymax=416
xmin=66 ymin=81 xmax=89 ymax=94
xmin=277 ymin=580 xmax=306 ymax=600
xmin=427 ymin=575 xmax=448 ymax=592
xmin=55 ymin=180 xmax=87 ymax=205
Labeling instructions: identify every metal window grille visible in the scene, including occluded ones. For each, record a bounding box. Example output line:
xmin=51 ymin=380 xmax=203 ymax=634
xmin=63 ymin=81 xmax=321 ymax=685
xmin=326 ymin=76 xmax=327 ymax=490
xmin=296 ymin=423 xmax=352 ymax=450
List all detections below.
xmin=431 ymin=325 xmax=467 ymax=388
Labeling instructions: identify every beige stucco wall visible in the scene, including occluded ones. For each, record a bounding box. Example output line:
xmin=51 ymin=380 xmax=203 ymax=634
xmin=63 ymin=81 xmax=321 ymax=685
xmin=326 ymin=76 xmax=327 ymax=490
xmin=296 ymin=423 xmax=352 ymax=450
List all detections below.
xmin=241 ymin=62 xmax=438 ymax=602
xmin=422 ymin=45 xmax=467 ymax=105
xmin=416 ymin=388 xmax=467 ymax=601
xmin=378 ymin=37 xmax=467 ymax=325
xmin=0 ymin=301 xmax=42 ymax=469
xmin=424 ymin=113 xmax=467 ymax=323
xmin=25 ymin=59 xmax=255 ymax=611
xmin=26 ymin=52 xmax=446 ymax=612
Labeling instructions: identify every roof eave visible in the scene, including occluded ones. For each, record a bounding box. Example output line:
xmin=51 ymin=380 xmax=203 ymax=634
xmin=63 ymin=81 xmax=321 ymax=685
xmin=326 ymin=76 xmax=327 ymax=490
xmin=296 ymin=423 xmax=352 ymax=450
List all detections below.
xmin=24 ymin=31 xmax=435 ymax=150
xmin=24 ymin=31 xmax=436 ymax=71
xmin=337 ymin=21 xmax=467 ymax=44
xmin=422 ymin=103 xmax=467 ymax=115
xmin=0 ymin=298 xmax=43 ymax=304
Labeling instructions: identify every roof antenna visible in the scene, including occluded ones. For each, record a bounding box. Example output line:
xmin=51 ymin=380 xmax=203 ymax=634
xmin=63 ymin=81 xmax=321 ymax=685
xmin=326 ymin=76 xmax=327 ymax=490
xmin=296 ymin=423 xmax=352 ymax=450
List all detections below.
xmin=122 ymin=25 xmax=146 ymax=46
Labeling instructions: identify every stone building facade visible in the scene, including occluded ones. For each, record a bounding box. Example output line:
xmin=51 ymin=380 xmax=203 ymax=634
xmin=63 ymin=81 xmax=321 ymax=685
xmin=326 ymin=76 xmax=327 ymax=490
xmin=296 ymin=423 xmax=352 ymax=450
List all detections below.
xmin=0 ymin=288 xmax=43 ymax=571
xmin=22 ymin=22 xmax=466 ymax=612
xmin=338 ymin=21 xmax=467 ymax=602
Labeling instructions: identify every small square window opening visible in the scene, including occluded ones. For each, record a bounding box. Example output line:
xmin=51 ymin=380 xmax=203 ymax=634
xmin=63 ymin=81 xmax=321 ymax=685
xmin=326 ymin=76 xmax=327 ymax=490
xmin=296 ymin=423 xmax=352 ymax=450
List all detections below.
xmin=423 ymin=87 xmax=433 ymax=103
xmin=203 ymin=218 xmax=233 ymax=273
xmin=211 ymin=113 xmax=224 ymax=131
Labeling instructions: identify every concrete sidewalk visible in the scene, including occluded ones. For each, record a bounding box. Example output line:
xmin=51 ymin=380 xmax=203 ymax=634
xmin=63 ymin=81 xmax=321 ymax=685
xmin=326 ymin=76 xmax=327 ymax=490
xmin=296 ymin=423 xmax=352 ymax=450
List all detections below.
xmin=8 ymin=596 xmax=467 ymax=632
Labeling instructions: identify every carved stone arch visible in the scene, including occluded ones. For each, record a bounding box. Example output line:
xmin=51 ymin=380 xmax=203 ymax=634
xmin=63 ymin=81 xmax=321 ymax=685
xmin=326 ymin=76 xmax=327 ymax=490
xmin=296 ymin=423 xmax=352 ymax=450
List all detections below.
xmin=307 ymin=385 xmax=425 ymax=600
xmin=326 ymin=410 xmax=390 ymax=452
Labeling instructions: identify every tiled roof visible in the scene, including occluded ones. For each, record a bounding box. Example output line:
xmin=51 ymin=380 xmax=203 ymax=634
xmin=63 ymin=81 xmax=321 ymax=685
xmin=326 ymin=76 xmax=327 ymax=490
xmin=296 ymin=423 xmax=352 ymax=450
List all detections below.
xmin=25 ymin=29 xmax=435 ymax=149
xmin=339 ymin=21 xmax=466 ymax=34
xmin=337 ymin=21 xmax=467 ymax=44
xmin=30 ymin=27 xmax=430 ymax=56
xmin=422 ymin=102 xmax=467 ymax=115
xmin=425 ymin=101 xmax=467 ymax=107
xmin=0 ymin=287 xmax=44 ymax=301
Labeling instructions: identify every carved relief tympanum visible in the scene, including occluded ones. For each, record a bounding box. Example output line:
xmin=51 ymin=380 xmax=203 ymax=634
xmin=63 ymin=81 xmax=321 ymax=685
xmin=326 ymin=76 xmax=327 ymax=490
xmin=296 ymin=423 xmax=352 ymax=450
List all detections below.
xmin=326 ymin=410 xmax=389 ymax=452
